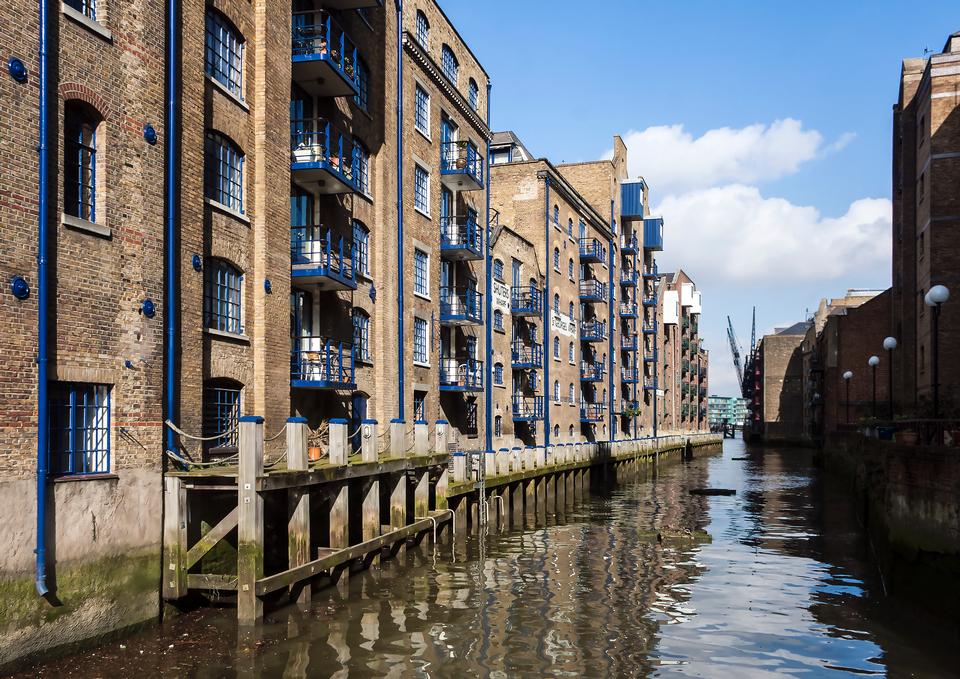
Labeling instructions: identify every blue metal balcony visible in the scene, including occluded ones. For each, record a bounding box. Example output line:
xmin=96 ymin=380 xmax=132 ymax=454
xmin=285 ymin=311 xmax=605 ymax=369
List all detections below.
xmin=440 ymin=213 xmax=483 ymax=260
xmin=580 ymin=402 xmax=605 ymax=423
xmin=619 ymin=399 xmax=640 ymax=415
xmin=643 ymin=351 xmax=658 ymax=363
xmin=580 ymin=320 xmax=607 ymax=342
xmin=578 ymin=238 xmax=606 ymax=263
xmin=641 ymin=323 xmax=656 ymax=335
xmin=291 ymin=11 xmax=360 ymax=98
xmin=510 ymin=285 xmax=542 ymax=316
xmin=290 ymin=226 xmax=357 ymax=290
xmin=621 ymin=335 xmax=638 ymax=351
xmin=440 ymin=141 xmax=484 ymax=191
xmin=440 ymin=357 xmax=484 ymax=392
xmin=291 ymin=336 xmax=356 ymax=389
xmin=511 ymin=341 xmax=543 ymax=369
xmin=642 ymin=295 xmax=657 ymax=307
xmin=440 ymin=286 xmax=483 ymax=325
xmin=642 ymin=379 xmax=658 ymax=391
xmin=619 ymin=301 xmax=638 ymax=318
xmin=580 ymin=360 xmax=605 ymax=382
xmin=579 ymin=279 xmax=607 ymax=302
xmin=290 ymin=118 xmax=357 ymax=194
xmin=621 ymin=366 xmax=640 ymax=384
xmin=512 ymin=395 xmax=544 ymax=422
xmin=642 ymin=268 xmax=657 ymax=280
xmin=620 ymin=233 xmax=639 ymax=255
xmin=620 ymin=268 xmax=638 ymax=287
xmin=643 ymin=217 xmax=664 ymax=251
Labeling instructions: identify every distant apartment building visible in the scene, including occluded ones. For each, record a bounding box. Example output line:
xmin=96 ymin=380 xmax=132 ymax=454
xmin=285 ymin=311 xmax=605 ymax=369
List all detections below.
xmin=708 ymin=396 xmax=749 ymax=429
xmin=752 ymin=322 xmax=809 ymax=443
xmin=893 ymin=32 xmax=960 ymax=418
xmin=658 ymin=272 xmax=709 ymax=433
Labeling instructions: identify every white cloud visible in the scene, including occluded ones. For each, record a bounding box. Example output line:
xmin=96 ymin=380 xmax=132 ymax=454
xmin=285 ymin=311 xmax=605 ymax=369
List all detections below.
xmin=654 ymin=185 xmax=891 ymax=285
xmin=607 ymin=119 xmax=844 ymax=195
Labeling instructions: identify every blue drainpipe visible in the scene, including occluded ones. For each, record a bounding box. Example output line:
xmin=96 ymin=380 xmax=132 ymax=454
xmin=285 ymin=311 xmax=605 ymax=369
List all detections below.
xmin=163 ymin=0 xmax=180 ymax=460
xmin=394 ymin=0 xmax=405 ymax=421
xmin=483 ymin=82 xmax=492 ymax=453
xmin=652 ymin=259 xmax=659 ymax=439
xmin=607 ymin=203 xmax=614 ymax=444
xmin=34 ymin=0 xmax=51 ymax=596
xmin=542 ymin=177 xmax=550 ymax=447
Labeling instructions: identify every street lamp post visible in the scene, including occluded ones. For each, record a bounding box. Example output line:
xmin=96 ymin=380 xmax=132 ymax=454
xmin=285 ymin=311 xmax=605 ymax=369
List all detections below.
xmin=924 ymin=285 xmax=950 ymax=419
xmin=843 ymin=370 xmax=854 ymax=425
xmin=883 ymin=336 xmax=897 ymax=420
xmin=868 ymin=355 xmax=880 ymax=418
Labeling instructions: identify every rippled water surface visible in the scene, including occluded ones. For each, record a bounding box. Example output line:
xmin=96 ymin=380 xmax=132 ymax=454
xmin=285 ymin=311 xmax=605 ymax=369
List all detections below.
xmin=13 ymin=440 xmax=959 ymax=677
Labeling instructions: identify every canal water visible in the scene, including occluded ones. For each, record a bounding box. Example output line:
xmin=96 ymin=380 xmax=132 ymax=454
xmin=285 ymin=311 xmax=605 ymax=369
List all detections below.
xmin=12 ymin=439 xmax=959 ymax=677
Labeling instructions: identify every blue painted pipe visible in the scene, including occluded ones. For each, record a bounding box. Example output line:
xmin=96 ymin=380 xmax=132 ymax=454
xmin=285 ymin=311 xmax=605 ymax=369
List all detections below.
xmin=394 ymin=0 xmax=405 ymax=421
xmin=34 ymin=0 xmax=51 ymax=597
xmin=652 ymin=260 xmax=658 ymax=438
xmin=542 ymin=177 xmax=550 ymax=447
xmin=483 ymin=82 xmax=492 ymax=453
xmin=607 ymin=202 xmax=614 ymax=444
xmin=163 ymin=0 xmax=180 ymax=459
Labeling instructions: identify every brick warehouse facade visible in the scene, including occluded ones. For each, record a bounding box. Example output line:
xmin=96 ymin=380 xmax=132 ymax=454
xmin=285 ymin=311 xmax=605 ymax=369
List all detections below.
xmin=0 ymin=0 xmax=709 ymax=665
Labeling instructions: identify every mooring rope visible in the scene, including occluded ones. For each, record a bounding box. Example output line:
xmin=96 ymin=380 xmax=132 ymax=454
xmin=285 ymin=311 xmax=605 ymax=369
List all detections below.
xmin=165 ymin=419 xmax=238 ymax=442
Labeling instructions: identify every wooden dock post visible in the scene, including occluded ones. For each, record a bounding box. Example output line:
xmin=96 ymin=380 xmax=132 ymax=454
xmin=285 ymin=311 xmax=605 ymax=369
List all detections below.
xmin=414 ymin=421 xmax=428 ymax=456
xmin=390 ymin=419 xmax=405 ymax=458
xmin=511 ymin=481 xmax=524 ymax=529
xmin=162 ymin=476 xmax=187 ymax=600
xmin=286 ymin=417 xmax=311 ymax=605
xmin=361 ymin=417 xmax=380 ymax=566
xmin=237 ymin=415 xmax=265 ymax=625
xmin=328 ymin=419 xmax=350 ymax=592
xmin=361 ymin=419 xmax=378 ymax=463
xmin=329 ymin=418 xmax=348 ymax=466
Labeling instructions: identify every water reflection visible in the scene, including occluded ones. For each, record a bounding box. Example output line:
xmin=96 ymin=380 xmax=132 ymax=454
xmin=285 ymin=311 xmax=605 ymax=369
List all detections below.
xmin=15 ymin=440 xmax=960 ymax=678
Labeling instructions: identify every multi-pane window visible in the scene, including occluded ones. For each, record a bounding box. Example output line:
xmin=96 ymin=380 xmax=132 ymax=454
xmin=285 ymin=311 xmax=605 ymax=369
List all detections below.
xmin=569 ymin=383 xmax=575 ymax=402
xmin=204 ymin=258 xmax=243 ymax=334
xmin=414 ymin=248 xmax=429 ymax=296
xmin=413 ymin=317 xmax=428 ymax=364
xmin=64 ymin=101 xmax=98 ymax=222
xmin=494 ymin=415 xmax=502 ymax=438
xmin=415 ymin=85 xmax=430 ymax=135
xmin=354 ymin=58 xmax=369 ymax=111
xmin=205 ymin=131 xmax=244 ymax=213
xmin=414 ymin=391 xmax=426 ymax=422
xmin=441 ymin=44 xmax=458 ymax=85
xmin=49 ymin=382 xmax=110 ymax=476
xmin=569 ymin=342 xmax=574 ymax=363
xmin=415 ymin=10 xmax=429 ymax=48
xmin=553 ymin=205 xmax=559 ymax=226
xmin=203 ymin=380 xmax=241 ymax=452
xmin=568 ymin=218 xmax=573 ymax=236
xmin=553 ymin=336 xmax=560 ymax=359
xmin=414 ymin=164 xmax=429 ymax=214
xmin=353 ymin=140 xmax=370 ymax=195
xmin=468 ymin=79 xmax=479 ymax=110
xmin=205 ymin=9 xmax=244 ymax=97
xmin=568 ymin=258 xmax=574 ymax=280
xmin=553 ymin=248 xmax=560 ymax=271
xmin=494 ymin=362 xmax=504 ymax=386
xmin=568 ymin=302 xmax=574 ymax=318
xmin=353 ymin=219 xmax=369 ymax=276
xmin=65 ymin=0 xmax=97 ymax=19
xmin=353 ymin=309 xmax=370 ymax=362
xmin=554 ymin=380 xmax=560 ymax=402
xmin=493 ymin=259 xmax=504 ymax=281
xmin=494 ymin=309 xmax=503 ymax=331
xmin=553 ymin=293 xmax=560 ymax=313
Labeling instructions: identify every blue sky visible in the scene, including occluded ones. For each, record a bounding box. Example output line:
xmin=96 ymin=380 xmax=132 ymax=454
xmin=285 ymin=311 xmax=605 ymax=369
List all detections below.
xmin=443 ymin=1 xmax=959 ymax=396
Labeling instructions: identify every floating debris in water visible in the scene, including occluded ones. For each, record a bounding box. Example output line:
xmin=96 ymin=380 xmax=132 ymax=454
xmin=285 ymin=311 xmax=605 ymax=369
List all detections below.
xmin=689 ymin=488 xmax=736 ymax=496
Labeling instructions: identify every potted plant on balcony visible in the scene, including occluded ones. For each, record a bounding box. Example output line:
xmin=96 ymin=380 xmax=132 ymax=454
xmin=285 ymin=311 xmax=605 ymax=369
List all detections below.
xmin=307 ymin=426 xmax=325 ymax=462
xmin=454 ymin=140 xmax=468 ymax=170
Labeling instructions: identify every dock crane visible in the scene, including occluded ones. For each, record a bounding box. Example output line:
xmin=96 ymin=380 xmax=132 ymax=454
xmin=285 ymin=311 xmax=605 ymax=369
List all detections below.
xmin=727 ymin=315 xmax=744 ymax=397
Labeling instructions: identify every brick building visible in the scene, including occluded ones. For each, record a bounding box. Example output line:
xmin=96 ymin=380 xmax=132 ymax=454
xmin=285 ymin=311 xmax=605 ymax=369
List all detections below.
xmin=893 ymin=33 xmax=960 ymax=418
xmin=754 ymin=322 xmax=809 ymax=443
xmin=658 ymin=271 xmax=709 ymax=433
xmin=0 ymin=0 xmax=709 ymax=665
xmin=0 ymin=0 xmax=167 ymax=664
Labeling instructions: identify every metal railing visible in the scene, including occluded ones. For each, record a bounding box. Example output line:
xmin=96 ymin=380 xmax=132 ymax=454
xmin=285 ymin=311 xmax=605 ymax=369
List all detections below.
xmin=579 ymin=278 xmax=607 ymax=300
xmin=510 ymin=285 xmax=542 ymax=315
xmin=578 ymin=237 xmax=606 ymax=261
xmin=439 ymin=286 xmax=483 ymax=323
xmin=290 ymin=116 xmax=355 ymax=180
xmin=580 ymin=360 xmax=605 ymax=381
xmin=291 ymin=10 xmax=359 ymax=86
xmin=580 ymin=319 xmax=607 ymax=341
xmin=290 ymin=225 xmax=355 ymax=282
xmin=440 ymin=213 xmax=482 ymax=255
xmin=440 ymin=140 xmax=484 ymax=186
xmin=439 ymin=357 xmax=484 ymax=390
xmin=511 ymin=341 xmax=543 ymax=367
xmin=291 ymin=336 xmax=355 ymax=385
xmin=511 ymin=395 xmax=544 ymax=420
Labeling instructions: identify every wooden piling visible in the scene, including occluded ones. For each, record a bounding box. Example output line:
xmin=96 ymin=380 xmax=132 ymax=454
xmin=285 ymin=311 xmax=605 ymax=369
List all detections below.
xmin=237 ymin=416 xmax=265 ymax=625
xmin=162 ymin=476 xmax=187 ymax=600
xmin=286 ymin=417 xmax=311 ymax=604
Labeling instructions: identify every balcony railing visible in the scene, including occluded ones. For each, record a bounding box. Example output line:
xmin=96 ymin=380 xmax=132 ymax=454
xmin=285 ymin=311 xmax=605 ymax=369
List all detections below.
xmin=439 ymin=357 xmax=484 ymax=391
xmin=580 ymin=360 xmax=605 ymax=382
xmin=291 ymin=336 xmax=356 ymax=389
xmin=641 ymin=267 xmax=657 ymax=280
xmin=511 ymin=285 xmax=542 ymax=316
xmin=580 ymin=402 xmax=606 ymax=422
xmin=291 ymin=10 xmax=360 ymax=97
xmin=621 ymin=335 xmax=638 ymax=351
xmin=621 ymin=366 xmax=640 ymax=383
xmin=641 ymin=322 xmax=656 ymax=335
xmin=290 ymin=117 xmax=357 ymax=193
xmin=578 ymin=238 xmax=606 ymax=262
xmin=580 ymin=319 xmax=607 ymax=342
xmin=512 ymin=395 xmax=544 ymax=421
xmin=619 ymin=301 xmax=638 ymax=318
xmin=620 ymin=233 xmax=638 ymax=254
xmin=641 ymin=295 xmax=657 ymax=307
xmin=620 ymin=268 xmax=638 ymax=287
xmin=440 ymin=140 xmax=484 ymax=190
xmin=511 ymin=341 xmax=543 ymax=369
xmin=439 ymin=286 xmax=483 ymax=325
xmin=579 ymin=279 xmax=607 ymax=302
xmin=440 ymin=213 xmax=483 ymax=260
xmin=290 ymin=225 xmax=357 ymax=290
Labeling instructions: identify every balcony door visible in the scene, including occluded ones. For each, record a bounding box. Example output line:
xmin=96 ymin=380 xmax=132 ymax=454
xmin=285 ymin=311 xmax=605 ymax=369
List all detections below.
xmin=290 ymin=289 xmax=313 ymax=338
xmin=290 ymin=86 xmax=313 ymax=150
